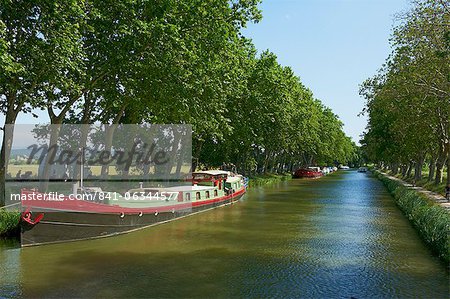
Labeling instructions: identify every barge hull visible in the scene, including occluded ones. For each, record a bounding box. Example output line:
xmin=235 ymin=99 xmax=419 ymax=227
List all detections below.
xmin=21 ymin=191 xmax=245 ymax=247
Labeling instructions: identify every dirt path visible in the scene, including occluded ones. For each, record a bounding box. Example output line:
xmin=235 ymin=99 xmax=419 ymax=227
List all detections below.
xmin=378 ymin=172 xmax=450 ymax=211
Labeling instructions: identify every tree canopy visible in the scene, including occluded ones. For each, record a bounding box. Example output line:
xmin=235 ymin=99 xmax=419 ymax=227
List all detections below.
xmin=360 ymin=0 xmax=449 ymax=184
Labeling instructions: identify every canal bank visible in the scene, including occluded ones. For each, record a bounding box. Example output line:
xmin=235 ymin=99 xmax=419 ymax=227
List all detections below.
xmin=248 ymin=173 xmax=292 ymax=187
xmin=0 ymin=209 xmax=20 ymax=238
xmin=373 ymin=170 xmax=450 ymax=264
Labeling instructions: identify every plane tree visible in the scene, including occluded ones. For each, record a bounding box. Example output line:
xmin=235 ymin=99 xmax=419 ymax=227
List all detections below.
xmin=361 ymin=0 xmax=449 ymax=184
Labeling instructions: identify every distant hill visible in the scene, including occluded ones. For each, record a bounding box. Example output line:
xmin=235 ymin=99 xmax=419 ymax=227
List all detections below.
xmin=10 ymin=148 xmax=33 ymax=159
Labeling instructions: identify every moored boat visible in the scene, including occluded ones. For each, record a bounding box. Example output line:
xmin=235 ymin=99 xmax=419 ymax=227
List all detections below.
xmin=19 ymin=170 xmax=246 ymax=247
xmin=292 ymin=167 xmax=324 ymax=178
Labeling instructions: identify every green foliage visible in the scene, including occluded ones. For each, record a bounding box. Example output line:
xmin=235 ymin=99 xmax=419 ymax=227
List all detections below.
xmin=199 ymin=50 xmax=356 ymax=173
xmin=374 ymin=171 xmax=450 ymax=264
xmin=0 ymin=209 xmax=20 ymax=237
xmin=248 ymin=173 xmax=291 ymax=188
xmin=391 ymin=170 xmax=448 ymax=195
xmin=360 ymin=0 xmax=449 ymax=184
xmin=0 ymin=0 xmax=86 ymax=115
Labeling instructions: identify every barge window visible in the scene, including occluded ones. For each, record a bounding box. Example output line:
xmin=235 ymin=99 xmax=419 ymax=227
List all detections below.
xmin=206 ymin=191 xmax=210 ymax=199
xmin=196 ymin=192 xmax=201 ymax=200
xmin=214 ymin=190 xmax=218 ymax=197
xmin=186 ymin=193 xmax=190 ymax=201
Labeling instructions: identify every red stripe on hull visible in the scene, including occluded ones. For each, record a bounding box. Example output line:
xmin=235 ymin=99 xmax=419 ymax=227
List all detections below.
xmin=20 ymin=188 xmax=246 ymax=214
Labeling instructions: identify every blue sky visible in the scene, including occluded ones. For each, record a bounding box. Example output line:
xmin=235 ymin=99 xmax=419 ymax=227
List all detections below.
xmin=243 ymin=0 xmax=409 ymax=143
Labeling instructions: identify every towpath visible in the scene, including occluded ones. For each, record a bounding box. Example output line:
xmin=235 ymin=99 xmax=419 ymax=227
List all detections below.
xmin=377 ymin=171 xmax=450 ymax=211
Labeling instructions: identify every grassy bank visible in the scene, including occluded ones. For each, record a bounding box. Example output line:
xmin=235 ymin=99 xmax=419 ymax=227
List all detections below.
xmin=373 ymin=170 xmax=450 ymax=264
xmin=248 ymin=173 xmax=292 ymax=187
xmin=392 ymin=170 xmax=447 ymax=196
xmin=0 ymin=209 xmax=20 ymax=238
xmin=368 ymin=165 xmax=448 ymax=196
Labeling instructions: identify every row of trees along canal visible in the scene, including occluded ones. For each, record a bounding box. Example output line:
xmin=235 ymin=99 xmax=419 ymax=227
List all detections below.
xmin=0 ymin=0 xmax=358 ymax=206
xmin=360 ymin=0 xmax=449 ymax=186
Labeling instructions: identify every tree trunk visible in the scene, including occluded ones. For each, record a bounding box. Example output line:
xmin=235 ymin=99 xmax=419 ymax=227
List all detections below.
xmin=263 ymin=151 xmax=271 ymax=174
xmin=100 ymin=103 xmax=127 ymax=178
xmin=406 ymin=162 xmax=414 ymax=178
xmin=0 ymin=97 xmax=22 ymax=207
xmin=39 ymin=121 xmax=62 ymax=192
xmin=73 ymin=94 xmax=93 ymax=182
xmin=175 ymin=128 xmax=190 ymax=177
xmin=435 ymin=145 xmax=448 ymax=185
xmin=428 ymin=155 xmax=436 ymax=182
xmin=165 ymin=130 xmax=181 ymax=177
xmin=191 ymin=140 xmax=203 ymax=173
xmin=447 ymin=155 xmax=450 ymax=187
xmin=100 ymin=124 xmax=118 ymax=178
xmin=435 ymin=163 xmax=443 ymax=184
xmin=401 ymin=164 xmax=408 ymax=177
xmin=414 ymin=156 xmax=424 ymax=181
xmin=391 ymin=163 xmax=399 ymax=175
xmin=0 ymin=126 xmax=14 ymax=207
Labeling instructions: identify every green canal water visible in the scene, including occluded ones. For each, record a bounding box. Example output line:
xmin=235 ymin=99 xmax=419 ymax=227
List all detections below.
xmin=1 ymin=171 xmax=449 ymax=298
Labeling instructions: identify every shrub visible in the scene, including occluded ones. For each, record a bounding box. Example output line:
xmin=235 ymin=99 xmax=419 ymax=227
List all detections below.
xmin=0 ymin=209 xmax=20 ymax=237
xmin=374 ymin=170 xmax=450 ymax=264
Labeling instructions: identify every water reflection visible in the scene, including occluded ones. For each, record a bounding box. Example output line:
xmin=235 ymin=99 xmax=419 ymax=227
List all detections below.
xmin=0 ymin=238 xmax=21 ymax=298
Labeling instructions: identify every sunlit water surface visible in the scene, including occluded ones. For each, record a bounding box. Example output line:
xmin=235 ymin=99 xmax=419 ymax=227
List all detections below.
xmin=1 ymin=171 xmax=449 ymax=298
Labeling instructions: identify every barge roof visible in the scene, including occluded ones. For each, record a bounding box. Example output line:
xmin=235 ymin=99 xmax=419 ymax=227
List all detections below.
xmin=193 ymin=170 xmax=229 ymax=175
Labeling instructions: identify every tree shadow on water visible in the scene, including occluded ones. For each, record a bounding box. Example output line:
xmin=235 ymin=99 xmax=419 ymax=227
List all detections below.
xmin=22 ymin=247 xmax=240 ymax=298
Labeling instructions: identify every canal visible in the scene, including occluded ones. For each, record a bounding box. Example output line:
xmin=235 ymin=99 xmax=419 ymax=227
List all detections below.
xmin=1 ymin=171 xmax=449 ymax=298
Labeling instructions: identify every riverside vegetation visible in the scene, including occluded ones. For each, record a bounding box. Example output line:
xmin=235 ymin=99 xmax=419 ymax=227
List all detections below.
xmin=373 ymin=170 xmax=450 ymax=264
xmin=247 ymin=173 xmax=292 ymax=188
xmin=0 ymin=209 xmax=20 ymax=238
xmin=360 ymin=0 xmax=449 ymax=264
xmin=360 ymin=0 xmax=449 ymax=188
